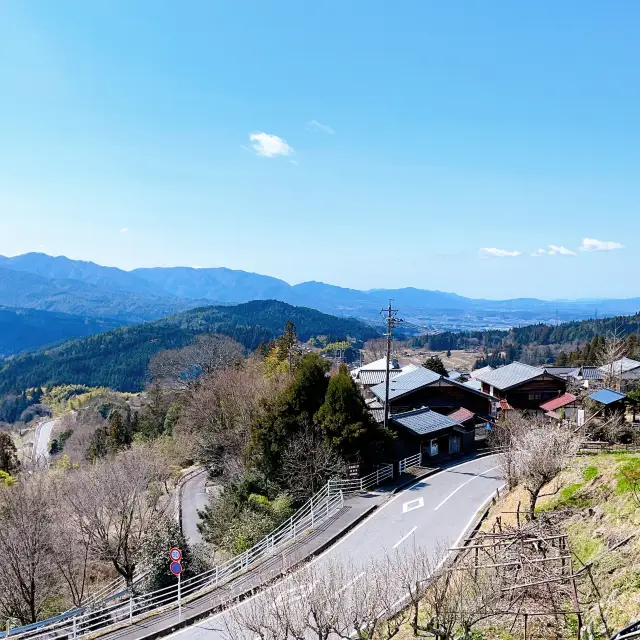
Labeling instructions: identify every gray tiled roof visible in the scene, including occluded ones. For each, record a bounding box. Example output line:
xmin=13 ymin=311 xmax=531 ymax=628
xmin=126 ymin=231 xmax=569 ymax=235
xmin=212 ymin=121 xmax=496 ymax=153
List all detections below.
xmin=358 ymin=369 xmax=406 ymax=386
xmin=543 ymin=366 xmax=580 ymax=379
xmin=472 ymin=362 xmax=547 ymax=391
xmin=599 ymin=357 xmax=640 ymax=375
xmin=464 ymin=378 xmax=483 ymax=391
xmin=392 ymin=408 xmax=463 ymax=436
xmin=580 ymin=366 xmax=603 ymax=380
xmin=370 ymin=367 xmax=441 ymax=401
xmin=447 ymin=370 xmax=463 ymax=381
xmin=471 ymin=366 xmax=494 ymax=379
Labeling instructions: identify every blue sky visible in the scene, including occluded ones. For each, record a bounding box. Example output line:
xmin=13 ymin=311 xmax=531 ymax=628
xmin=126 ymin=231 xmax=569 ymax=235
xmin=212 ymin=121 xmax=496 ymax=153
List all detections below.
xmin=1 ymin=1 xmax=638 ymax=300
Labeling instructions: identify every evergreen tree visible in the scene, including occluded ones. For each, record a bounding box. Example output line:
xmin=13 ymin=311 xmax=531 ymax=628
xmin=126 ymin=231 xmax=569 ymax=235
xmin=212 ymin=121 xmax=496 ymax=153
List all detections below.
xmin=315 ymin=365 xmax=391 ymax=463
xmin=251 ymin=354 xmax=330 ymax=480
xmin=0 ymin=432 xmax=20 ymax=474
xmin=422 ymin=356 xmax=448 ymax=377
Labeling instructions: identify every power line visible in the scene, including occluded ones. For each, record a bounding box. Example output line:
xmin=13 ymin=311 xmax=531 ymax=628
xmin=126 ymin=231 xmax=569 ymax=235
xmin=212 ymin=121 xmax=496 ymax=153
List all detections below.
xmin=381 ymin=300 xmax=403 ymax=430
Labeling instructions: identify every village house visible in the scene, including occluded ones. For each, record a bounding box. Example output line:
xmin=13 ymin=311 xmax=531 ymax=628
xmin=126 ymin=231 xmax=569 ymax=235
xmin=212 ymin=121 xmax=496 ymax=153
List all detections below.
xmin=472 ymin=361 xmax=567 ymax=411
xmin=540 ymin=392 xmax=580 ymax=422
xmin=351 ymin=358 xmax=418 ymax=398
xmin=368 ymin=367 xmax=497 ymax=418
xmin=389 ymin=407 xmax=474 ymax=461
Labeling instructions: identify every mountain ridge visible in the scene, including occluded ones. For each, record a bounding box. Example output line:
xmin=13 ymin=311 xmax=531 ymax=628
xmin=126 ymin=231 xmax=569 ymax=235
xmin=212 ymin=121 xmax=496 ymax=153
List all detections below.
xmin=1 ymin=252 xmax=640 ymax=327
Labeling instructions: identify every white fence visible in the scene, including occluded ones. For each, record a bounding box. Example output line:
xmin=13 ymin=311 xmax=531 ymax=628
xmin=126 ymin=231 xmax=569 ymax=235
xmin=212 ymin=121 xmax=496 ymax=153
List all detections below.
xmin=328 ymin=463 xmax=394 ymax=494
xmin=398 ymin=452 xmax=422 ymax=474
xmin=4 ymin=483 xmax=344 ymax=639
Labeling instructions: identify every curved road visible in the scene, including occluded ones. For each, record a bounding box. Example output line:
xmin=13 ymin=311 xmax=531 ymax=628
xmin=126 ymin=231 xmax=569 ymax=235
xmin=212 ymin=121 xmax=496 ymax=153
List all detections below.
xmin=167 ymin=454 xmax=504 ymax=640
xmin=32 ymin=418 xmax=56 ymax=463
xmin=181 ymin=470 xmax=208 ymax=545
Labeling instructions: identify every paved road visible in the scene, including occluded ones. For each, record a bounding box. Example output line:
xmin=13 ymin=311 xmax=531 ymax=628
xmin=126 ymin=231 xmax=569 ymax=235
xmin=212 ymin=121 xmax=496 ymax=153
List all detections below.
xmin=32 ymin=418 xmax=56 ymax=462
xmin=181 ymin=470 xmax=208 ymax=545
xmin=166 ymin=455 xmax=504 ymax=640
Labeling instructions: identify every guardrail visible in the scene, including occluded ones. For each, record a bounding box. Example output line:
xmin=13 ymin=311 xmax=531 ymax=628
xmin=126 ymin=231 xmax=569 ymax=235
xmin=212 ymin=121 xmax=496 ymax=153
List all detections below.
xmin=328 ymin=463 xmax=394 ymax=494
xmin=3 ymin=482 xmax=344 ymax=639
xmin=398 ymin=452 xmax=422 ymax=474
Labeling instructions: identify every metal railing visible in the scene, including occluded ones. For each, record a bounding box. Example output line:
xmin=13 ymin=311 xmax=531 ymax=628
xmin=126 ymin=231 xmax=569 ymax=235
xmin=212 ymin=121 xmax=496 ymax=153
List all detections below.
xmin=398 ymin=452 xmax=422 ymax=474
xmin=4 ymin=482 xmax=344 ymax=639
xmin=328 ymin=463 xmax=394 ymax=494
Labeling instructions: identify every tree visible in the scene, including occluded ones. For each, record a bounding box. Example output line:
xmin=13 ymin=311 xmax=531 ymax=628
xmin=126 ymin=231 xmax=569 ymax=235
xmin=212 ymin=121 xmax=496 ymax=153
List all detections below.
xmin=280 ymin=424 xmax=345 ymax=500
xmin=148 ymin=334 xmax=244 ymax=390
xmin=177 ymin=356 xmax=284 ymax=478
xmin=511 ymin=418 xmax=579 ymax=519
xmin=65 ymin=447 xmax=171 ymax=591
xmin=0 ymin=474 xmax=58 ymax=624
xmin=251 ymin=354 xmax=330 ymax=481
xmin=0 ymin=432 xmax=20 ymax=474
xmin=423 ymin=355 xmax=448 ymax=377
xmin=315 ymin=365 xmax=391 ymax=464
xmin=138 ymin=520 xmax=208 ymax=593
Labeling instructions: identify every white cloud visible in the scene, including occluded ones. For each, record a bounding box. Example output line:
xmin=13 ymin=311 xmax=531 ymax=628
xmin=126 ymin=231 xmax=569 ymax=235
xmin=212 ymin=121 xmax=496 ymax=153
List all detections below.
xmin=120 ymin=228 xmax=129 ymax=233
xmin=289 ymin=160 xmax=298 ymax=165
xmin=192 ymin=265 xmax=203 ymax=269
xmin=547 ymin=244 xmax=576 ymax=256
xmin=307 ymin=120 xmax=335 ymax=134
xmin=479 ymin=247 xmax=521 ymax=258
xmin=249 ymin=132 xmax=294 ymax=157
xmin=532 ymin=248 xmax=547 ymax=257
xmin=579 ymin=237 xmax=624 ymax=252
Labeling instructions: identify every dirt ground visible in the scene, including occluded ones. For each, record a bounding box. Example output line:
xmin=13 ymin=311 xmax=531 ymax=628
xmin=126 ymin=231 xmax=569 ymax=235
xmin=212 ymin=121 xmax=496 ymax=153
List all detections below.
xmin=397 ymin=348 xmax=480 ymax=373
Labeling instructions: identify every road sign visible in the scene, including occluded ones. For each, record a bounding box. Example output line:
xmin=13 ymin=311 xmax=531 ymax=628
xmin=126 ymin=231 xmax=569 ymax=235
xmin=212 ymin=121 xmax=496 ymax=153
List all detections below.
xmin=170 ymin=561 xmax=182 ymax=576
xmin=169 ymin=547 xmax=182 ymax=562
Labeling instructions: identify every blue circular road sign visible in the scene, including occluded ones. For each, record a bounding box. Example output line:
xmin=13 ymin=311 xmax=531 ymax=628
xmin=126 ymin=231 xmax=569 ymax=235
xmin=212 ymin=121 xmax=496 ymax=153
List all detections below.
xmin=170 ymin=561 xmax=182 ymax=576
xmin=170 ymin=547 xmax=182 ymax=562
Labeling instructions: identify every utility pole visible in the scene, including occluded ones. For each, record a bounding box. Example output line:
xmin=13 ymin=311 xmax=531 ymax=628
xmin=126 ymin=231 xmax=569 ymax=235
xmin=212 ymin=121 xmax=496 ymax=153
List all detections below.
xmin=381 ymin=300 xmax=403 ymax=430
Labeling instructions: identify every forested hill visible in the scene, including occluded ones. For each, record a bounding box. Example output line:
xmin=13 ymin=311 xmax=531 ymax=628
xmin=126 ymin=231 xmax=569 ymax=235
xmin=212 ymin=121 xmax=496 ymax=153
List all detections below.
xmin=0 ymin=300 xmax=379 ymax=393
xmin=410 ymin=312 xmax=640 ymax=368
xmin=0 ymin=306 xmax=124 ymax=357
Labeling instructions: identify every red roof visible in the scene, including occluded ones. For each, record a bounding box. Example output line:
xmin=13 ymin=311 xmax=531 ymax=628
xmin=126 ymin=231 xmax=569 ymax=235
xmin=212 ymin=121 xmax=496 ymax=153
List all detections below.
xmin=448 ymin=407 xmax=475 ymax=423
xmin=539 ymin=393 xmax=577 ymax=412
xmin=500 ymin=399 xmax=514 ymax=411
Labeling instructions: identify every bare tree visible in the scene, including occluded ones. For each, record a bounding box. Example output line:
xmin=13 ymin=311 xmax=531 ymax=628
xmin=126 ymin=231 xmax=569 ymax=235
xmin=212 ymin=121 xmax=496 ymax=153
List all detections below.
xmin=149 ymin=334 xmax=244 ymax=390
xmin=489 ymin=414 xmax=529 ymax=490
xmin=512 ymin=419 xmax=579 ymax=519
xmin=64 ymin=447 xmax=171 ymax=591
xmin=0 ymin=474 xmax=58 ymax=624
xmin=280 ymin=423 xmax=346 ymax=501
xmin=597 ymin=329 xmax=629 ymax=392
xmin=363 ymin=338 xmax=388 ymax=363
xmin=177 ymin=356 xmax=286 ymax=478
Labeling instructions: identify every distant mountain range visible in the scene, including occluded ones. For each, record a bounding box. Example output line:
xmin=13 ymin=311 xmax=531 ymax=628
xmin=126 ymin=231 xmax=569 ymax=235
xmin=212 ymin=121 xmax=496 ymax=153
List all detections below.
xmin=0 ymin=300 xmax=379 ymax=393
xmin=1 ymin=252 xmax=640 ymax=330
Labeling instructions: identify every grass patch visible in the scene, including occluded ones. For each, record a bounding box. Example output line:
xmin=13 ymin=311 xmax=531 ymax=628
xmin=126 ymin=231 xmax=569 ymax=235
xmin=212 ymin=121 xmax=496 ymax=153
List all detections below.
xmin=615 ymin=458 xmax=640 ymax=495
xmin=582 ymin=465 xmax=598 ymax=482
xmin=568 ymin=522 xmax=605 ymax=564
xmin=538 ymin=482 xmax=592 ymax=512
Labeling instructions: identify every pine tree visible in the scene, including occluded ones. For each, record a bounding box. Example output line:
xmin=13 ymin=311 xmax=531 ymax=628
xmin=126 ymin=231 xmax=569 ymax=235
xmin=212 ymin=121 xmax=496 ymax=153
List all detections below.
xmin=315 ymin=365 xmax=390 ymax=463
xmin=422 ymin=356 xmax=448 ymax=377
xmin=0 ymin=432 xmax=20 ymax=474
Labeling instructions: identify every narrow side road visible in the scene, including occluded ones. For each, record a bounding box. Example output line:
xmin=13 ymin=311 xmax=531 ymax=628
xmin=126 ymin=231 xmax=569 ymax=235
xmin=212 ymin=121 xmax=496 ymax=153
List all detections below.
xmin=32 ymin=418 xmax=57 ymax=463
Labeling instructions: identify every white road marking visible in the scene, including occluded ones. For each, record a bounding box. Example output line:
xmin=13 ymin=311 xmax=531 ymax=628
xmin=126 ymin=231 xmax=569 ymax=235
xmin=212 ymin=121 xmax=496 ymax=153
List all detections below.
xmin=392 ymin=526 xmax=417 ymax=549
xmin=433 ymin=465 xmax=499 ymax=511
xmin=337 ymin=571 xmax=365 ymax=594
xmin=163 ymin=454 xmax=501 ymax=639
xmin=402 ymin=497 xmax=424 ymax=513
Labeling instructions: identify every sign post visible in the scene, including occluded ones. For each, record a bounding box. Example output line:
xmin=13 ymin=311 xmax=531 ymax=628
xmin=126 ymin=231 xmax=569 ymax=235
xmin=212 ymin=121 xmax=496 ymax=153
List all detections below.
xmin=170 ymin=548 xmax=183 ymax=621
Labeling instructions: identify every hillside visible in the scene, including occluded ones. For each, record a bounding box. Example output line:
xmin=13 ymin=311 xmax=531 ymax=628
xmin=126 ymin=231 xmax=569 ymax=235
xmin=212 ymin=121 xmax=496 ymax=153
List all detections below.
xmin=0 ymin=300 xmax=379 ymax=393
xmin=478 ymin=452 xmax=640 ymax=635
xmin=0 ymin=307 xmax=124 ymax=357
xmin=409 ymin=311 xmax=640 ymax=367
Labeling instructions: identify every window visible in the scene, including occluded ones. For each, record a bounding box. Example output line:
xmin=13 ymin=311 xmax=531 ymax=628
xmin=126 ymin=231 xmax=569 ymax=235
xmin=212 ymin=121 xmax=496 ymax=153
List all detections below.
xmin=528 ymin=392 xmax=542 ymax=401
